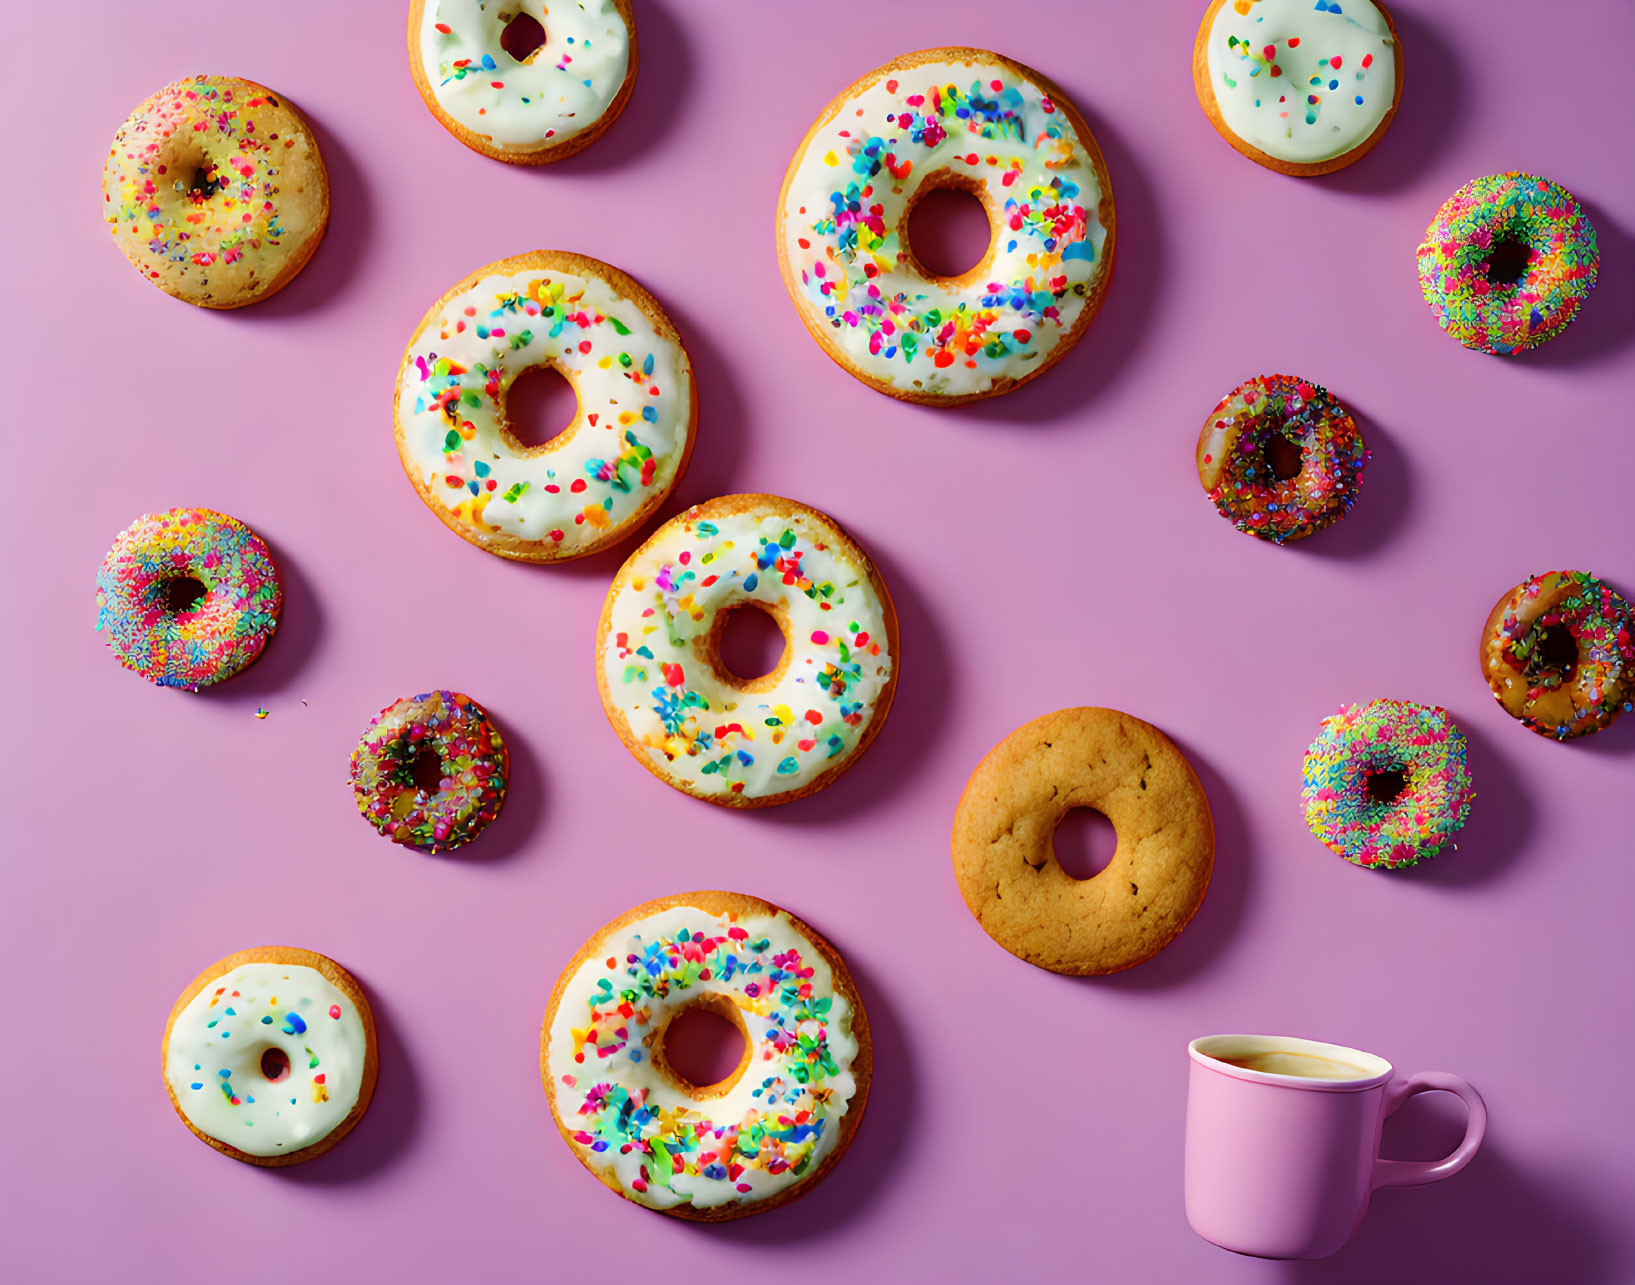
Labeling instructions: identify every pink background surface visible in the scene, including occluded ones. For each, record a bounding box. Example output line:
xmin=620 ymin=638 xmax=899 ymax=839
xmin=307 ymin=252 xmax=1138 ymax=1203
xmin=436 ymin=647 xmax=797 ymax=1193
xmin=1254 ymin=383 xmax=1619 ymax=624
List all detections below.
xmin=3 ymin=1 xmax=1633 ymax=1281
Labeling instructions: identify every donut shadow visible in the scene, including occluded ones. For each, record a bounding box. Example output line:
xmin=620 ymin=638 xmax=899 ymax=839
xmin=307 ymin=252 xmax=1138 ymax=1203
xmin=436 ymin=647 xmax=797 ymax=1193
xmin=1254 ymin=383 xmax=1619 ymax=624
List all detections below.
xmin=1293 ymin=404 xmax=1412 ymax=562
xmin=275 ymin=982 xmax=422 ymax=1186
xmin=682 ymin=953 xmax=918 ymax=1244
xmin=203 ymin=533 xmax=323 ymax=700
xmin=1318 ymin=7 xmax=1466 ymax=197
xmin=226 ymin=102 xmax=373 ymax=318
xmin=443 ymin=703 xmax=547 ymax=864
xmin=1507 ymin=197 xmax=1635 ymax=368
xmin=953 ymin=102 xmax=1163 ymax=428
xmin=1096 ymin=735 xmax=1252 ymax=992
xmin=549 ymin=0 xmax=693 ymax=175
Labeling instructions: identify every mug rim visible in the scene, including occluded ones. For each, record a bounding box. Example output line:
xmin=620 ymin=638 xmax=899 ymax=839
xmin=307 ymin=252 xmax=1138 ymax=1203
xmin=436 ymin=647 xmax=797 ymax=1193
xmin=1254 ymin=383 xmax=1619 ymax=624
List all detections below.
xmin=1189 ymin=1033 xmax=1394 ymax=1092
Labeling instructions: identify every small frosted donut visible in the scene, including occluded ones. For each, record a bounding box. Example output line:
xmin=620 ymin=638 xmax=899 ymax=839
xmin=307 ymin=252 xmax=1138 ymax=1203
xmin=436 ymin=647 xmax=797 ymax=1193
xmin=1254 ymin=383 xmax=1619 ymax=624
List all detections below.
xmin=349 ymin=691 xmax=509 ymax=851
xmin=541 ymin=891 xmax=871 ymax=1220
xmin=162 ymin=946 xmax=377 ymax=1165
xmin=1480 ymin=572 xmax=1634 ymax=740
xmin=951 ymin=708 xmax=1215 ymax=975
xmin=395 ymin=251 xmax=695 ymax=562
xmin=1193 ymin=0 xmax=1401 ymax=177
xmin=103 ymin=76 xmax=327 ymax=308
xmin=95 ymin=509 xmax=282 ymax=689
xmin=1196 ymin=374 xmax=1368 ymax=543
xmin=1417 ymin=173 xmax=1600 ymax=355
xmin=408 ymin=0 xmax=636 ymax=163
xmin=597 ymin=495 xmax=898 ymax=808
xmin=777 ymin=47 xmax=1115 ymax=404
xmin=1301 ymin=699 xmax=1474 ymax=870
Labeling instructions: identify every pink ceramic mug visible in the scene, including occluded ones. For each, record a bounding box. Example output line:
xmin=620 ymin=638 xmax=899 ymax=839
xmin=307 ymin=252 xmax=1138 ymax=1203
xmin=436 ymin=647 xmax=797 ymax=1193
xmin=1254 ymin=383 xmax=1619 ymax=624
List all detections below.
xmin=1185 ymin=1033 xmax=1486 ymax=1260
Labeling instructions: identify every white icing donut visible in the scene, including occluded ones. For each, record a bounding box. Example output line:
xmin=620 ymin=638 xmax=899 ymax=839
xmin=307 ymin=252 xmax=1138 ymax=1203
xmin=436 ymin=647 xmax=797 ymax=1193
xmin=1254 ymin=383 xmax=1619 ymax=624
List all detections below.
xmin=415 ymin=0 xmax=632 ymax=154
xmin=597 ymin=496 xmax=897 ymax=806
xmin=395 ymin=252 xmax=694 ymax=561
xmin=1202 ymin=0 xmax=1397 ymax=166
xmin=542 ymin=895 xmax=867 ymax=1216
xmin=778 ymin=48 xmax=1114 ymax=402
xmin=163 ymin=960 xmax=369 ymax=1159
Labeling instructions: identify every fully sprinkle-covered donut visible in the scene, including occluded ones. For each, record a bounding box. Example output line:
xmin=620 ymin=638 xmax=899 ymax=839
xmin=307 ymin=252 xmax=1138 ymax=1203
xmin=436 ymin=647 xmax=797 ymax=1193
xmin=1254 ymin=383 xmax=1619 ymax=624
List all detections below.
xmin=778 ymin=47 xmax=1115 ymax=403
xmin=1417 ymin=173 xmax=1599 ymax=355
xmin=541 ymin=891 xmax=870 ymax=1221
xmin=1480 ymin=571 xmax=1634 ymax=740
xmin=96 ymin=509 xmax=282 ymax=689
xmin=597 ymin=496 xmax=898 ymax=808
xmin=349 ymin=691 xmax=509 ymax=852
xmin=103 ymin=76 xmax=328 ymax=308
xmin=1301 ymin=700 xmax=1475 ymax=870
xmin=1196 ymin=374 xmax=1368 ymax=543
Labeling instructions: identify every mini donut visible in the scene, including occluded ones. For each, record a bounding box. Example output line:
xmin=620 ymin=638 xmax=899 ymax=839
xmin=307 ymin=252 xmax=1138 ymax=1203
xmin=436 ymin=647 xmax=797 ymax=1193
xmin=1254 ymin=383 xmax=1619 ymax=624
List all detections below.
xmin=408 ymin=0 xmax=636 ymax=164
xmin=951 ymin=708 xmax=1215 ymax=975
xmin=1301 ymin=699 xmax=1474 ymax=869
xmin=1417 ymin=173 xmax=1600 ymax=355
xmin=349 ymin=691 xmax=509 ymax=852
xmin=777 ymin=47 xmax=1115 ymax=404
xmin=95 ymin=508 xmax=282 ymax=689
xmin=597 ymin=495 xmax=898 ymax=808
xmin=103 ymin=75 xmax=328 ymax=308
xmin=1196 ymin=374 xmax=1368 ymax=543
xmin=395 ymin=251 xmax=695 ymax=562
xmin=1193 ymin=0 xmax=1402 ymax=177
xmin=162 ymin=946 xmax=377 ymax=1165
xmin=540 ymin=890 xmax=871 ymax=1221
xmin=1479 ymin=571 xmax=1634 ymax=740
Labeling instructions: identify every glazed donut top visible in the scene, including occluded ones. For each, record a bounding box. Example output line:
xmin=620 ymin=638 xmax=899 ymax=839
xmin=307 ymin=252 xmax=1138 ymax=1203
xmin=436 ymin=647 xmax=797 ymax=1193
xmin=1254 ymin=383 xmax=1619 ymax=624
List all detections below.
xmin=545 ymin=901 xmax=863 ymax=1212
xmin=417 ymin=0 xmax=631 ymax=148
xmin=780 ymin=50 xmax=1111 ymax=400
xmin=397 ymin=256 xmax=692 ymax=557
xmin=601 ymin=500 xmax=894 ymax=803
xmin=1204 ymin=0 xmax=1396 ymax=165
xmin=163 ymin=962 xmax=367 ymax=1158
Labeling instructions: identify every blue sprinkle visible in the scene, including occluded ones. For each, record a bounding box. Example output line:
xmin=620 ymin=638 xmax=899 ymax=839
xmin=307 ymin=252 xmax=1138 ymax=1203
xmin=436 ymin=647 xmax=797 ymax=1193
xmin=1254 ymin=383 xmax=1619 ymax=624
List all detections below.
xmin=481 ymin=54 xmax=497 ymax=70
xmin=776 ymin=757 xmax=799 ymax=775
xmin=282 ymin=1012 xmax=307 ymax=1036
xmin=1355 ymin=95 xmax=1364 ymax=104
xmin=641 ymin=405 xmax=657 ymax=422
xmin=190 ymin=1082 xmax=203 ymax=1091
xmin=219 ymin=1070 xmax=232 ymax=1079
xmin=642 ymin=353 xmax=654 ymax=376
xmin=261 ymin=1015 xmax=273 ymax=1025
xmin=744 ymin=573 xmax=758 ymax=592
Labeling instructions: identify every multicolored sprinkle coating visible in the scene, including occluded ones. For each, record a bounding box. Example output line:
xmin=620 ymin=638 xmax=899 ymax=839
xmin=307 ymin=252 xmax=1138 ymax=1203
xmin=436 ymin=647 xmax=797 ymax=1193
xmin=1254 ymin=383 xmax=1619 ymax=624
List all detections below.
xmin=1302 ymin=699 xmax=1475 ymax=870
xmin=349 ymin=691 xmax=508 ymax=852
xmin=1480 ymin=571 xmax=1634 ymax=740
xmin=1196 ymin=374 xmax=1368 ymax=543
xmin=96 ymin=508 xmax=282 ymax=689
xmin=1417 ymin=173 xmax=1599 ymax=355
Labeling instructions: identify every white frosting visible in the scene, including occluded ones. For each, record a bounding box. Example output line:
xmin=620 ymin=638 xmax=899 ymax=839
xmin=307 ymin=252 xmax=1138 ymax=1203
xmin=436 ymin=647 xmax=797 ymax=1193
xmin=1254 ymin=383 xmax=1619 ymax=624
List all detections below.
xmin=779 ymin=55 xmax=1111 ymax=400
xmin=601 ymin=502 xmax=894 ymax=802
xmin=1204 ymin=0 xmax=1395 ymax=164
xmin=164 ymin=962 xmax=367 ymax=1158
xmin=418 ymin=0 xmax=631 ymax=149
xmin=545 ymin=904 xmax=862 ymax=1211
xmin=397 ymin=261 xmax=692 ymax=557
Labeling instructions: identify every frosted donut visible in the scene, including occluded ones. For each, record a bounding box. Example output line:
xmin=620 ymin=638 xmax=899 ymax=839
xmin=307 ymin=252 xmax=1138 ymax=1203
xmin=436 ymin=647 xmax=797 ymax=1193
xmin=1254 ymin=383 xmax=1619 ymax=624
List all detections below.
xmin=777 ymin=47 xmax=1115 ymax=404
xmin=162 ymin=947 xmax=377 ymax=1165
xmin=408 ymin=0 xmax=636 ymax=164
xmin=541 ymin=891 xmax=871 ymax=1220
xmin=597 ymin=495 xmax=898 ymax=807
xmin=395 ymin=251 xmax=695 ymax=562
xmin=1193 ymin=0 xmax=1401 ymax=177
xmin=95 ymin=508 xmax=282 ymax=689
xmin=103 ymin=75 xmax=328 ymax=308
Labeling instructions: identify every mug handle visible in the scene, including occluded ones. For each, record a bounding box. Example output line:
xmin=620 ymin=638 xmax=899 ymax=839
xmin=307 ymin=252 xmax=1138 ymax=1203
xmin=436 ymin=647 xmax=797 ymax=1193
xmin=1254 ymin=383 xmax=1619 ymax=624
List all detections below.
xmin=1371 ymin=1072 xmax=1487 ymax=1190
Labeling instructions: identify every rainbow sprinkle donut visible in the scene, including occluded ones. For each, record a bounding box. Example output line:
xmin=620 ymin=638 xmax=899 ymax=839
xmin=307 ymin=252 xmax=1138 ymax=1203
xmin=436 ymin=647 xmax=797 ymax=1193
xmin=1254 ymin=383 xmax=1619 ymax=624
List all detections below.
xmin=349 ymin=691 xmax=509 ymax=852
xmin=541 ymin=891 xmax=871 ymax=1221
xmin=96 ymin=509 xmax=281 ymax=689
xmin=1417 ymin=173 xmax=1599 ymax=355
xmin=1196 ymin=374 xmax=1368 ymax=543
xmin=1480 ymin=571 xmax=1634 ymax=740
xmin=1301 ymin=699 xmax=1475 ymax=870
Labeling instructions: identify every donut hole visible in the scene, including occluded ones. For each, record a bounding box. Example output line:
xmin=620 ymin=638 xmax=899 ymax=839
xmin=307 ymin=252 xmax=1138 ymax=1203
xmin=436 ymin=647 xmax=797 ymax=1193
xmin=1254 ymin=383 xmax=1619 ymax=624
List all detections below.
xmin=1052 ymin=807 xmax=1119 ymax=881
xmin=660 ymin=1000 xmax=749 ymax=1093
xmin=711 ymin=602 xmax=791 ymax=688
xmin=500 ymin=11 xmax=548 ymax=63
xmin=1485 ymin=237 xmax=1532 ymax=288
xmin=259 ymin=1047 xmax=291 ymax=1083
xmin=408 ymin=748 xmax=445 ymax=794
xmin=1534 ymin=625 xmax=1579 ymax=679
xmin=1364 ymin=767 xmax=1409 ymax=806
xmin=502 ymin=364 xmax=579 ymax=452
xmin=189 ymin=164 xmax=223 ymax=201
xmin=163 ymin=576 xmax=207 ymax=615
xmin=1263 ymin=433 xmax=1305 ymax=482
xmin=904 ymin=181 xmax=994 ymax=280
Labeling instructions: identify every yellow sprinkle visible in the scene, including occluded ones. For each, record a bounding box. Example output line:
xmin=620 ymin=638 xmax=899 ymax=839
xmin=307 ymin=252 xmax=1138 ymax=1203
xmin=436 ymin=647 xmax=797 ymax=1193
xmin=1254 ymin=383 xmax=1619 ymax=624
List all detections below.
xmin=822 ymin=149 xmax=839 ymax=166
